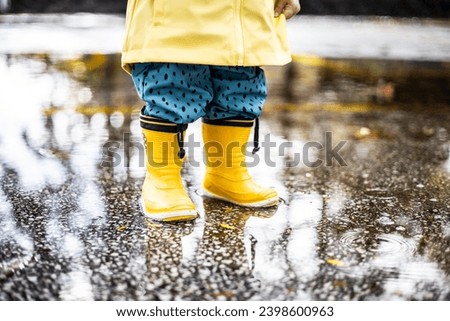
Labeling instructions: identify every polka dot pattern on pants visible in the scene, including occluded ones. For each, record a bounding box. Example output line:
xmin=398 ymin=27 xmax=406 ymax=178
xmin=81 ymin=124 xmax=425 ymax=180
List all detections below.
xmin=131 ymin=63 xmax=267 ymax=124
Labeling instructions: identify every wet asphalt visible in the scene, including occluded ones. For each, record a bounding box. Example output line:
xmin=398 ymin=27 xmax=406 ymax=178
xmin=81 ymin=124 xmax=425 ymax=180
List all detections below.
xmin=1 ymin=49 xmax=450 ymax=300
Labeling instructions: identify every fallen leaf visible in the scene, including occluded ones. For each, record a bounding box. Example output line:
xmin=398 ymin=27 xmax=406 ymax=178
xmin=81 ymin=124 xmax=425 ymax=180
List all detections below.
xmin=326 ymin=258 xmax=344 ymax=267
xmin=220 ymin=223 xmax=236 ymax=230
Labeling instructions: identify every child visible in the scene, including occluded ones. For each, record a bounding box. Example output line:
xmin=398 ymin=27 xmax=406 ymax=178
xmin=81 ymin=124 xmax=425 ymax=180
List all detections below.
xmin=122 ymin=0 xmax=301 ymax=222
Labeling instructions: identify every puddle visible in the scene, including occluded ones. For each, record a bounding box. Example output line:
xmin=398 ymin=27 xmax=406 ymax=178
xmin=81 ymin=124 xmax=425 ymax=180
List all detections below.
xmin=0 ymin=17 xmax=449 ymax=300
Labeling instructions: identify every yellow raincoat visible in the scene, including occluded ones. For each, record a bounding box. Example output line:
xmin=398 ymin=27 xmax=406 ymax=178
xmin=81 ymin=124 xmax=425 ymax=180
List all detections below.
xmin=121 ymin=0 xmax=291 ymax=73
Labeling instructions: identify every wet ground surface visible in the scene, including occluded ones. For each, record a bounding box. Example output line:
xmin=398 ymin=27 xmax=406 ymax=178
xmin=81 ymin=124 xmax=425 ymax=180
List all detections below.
xmin=1 ymin=16 xmax=450 ymax=300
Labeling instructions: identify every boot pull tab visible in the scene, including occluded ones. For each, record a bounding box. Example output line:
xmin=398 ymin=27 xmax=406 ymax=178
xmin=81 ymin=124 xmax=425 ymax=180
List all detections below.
xmin=252 ymin=117 xmax=260 ymax=154
xmin=177 ymin=125 xmax=186 ymax=159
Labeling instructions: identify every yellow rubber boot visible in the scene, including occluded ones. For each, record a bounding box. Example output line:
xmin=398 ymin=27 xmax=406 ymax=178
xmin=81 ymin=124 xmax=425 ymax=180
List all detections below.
xmin=140 ymin=114 xmax=197 ymax=222
xmin=202 ymin=118 xmax=278 ymax=207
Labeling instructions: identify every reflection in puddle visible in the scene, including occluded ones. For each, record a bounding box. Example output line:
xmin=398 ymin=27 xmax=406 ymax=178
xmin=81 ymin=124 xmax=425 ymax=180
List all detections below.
xmin=59 ymin=270 xmax=94 ymax=300
xmin=445 ymin=152 xmax=450 ymax=174
xmin=0 ymin=51 xmax=449 ymax=300
xmin=381 ymin=262 xmax=447 ymax=300
xmin=286 ymin=193 xmax=323 ymax=296
xmin=0 ymin=187 xmax=34 ymax=278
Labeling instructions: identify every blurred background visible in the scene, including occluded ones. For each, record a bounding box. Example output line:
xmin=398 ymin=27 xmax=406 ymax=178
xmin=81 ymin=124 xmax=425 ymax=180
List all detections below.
xmin=1 ymin=0 xmax=449 ymax=17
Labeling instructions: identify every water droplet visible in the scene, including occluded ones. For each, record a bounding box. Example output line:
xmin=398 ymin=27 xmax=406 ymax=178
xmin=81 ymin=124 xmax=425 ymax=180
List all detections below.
xmin=377 ymin=216 xmax=395 ymax=225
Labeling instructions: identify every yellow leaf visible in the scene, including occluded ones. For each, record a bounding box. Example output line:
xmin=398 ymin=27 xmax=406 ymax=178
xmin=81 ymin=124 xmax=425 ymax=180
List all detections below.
xmin=326 ymin=258 xmax=344 ymax=267
xmin=116 ymin=226 xmax=127 ymax=231
xmin=219 ymin=223 xmax=236 ymax=230
xmin=146 ymin=222 xmax=160 ymax=228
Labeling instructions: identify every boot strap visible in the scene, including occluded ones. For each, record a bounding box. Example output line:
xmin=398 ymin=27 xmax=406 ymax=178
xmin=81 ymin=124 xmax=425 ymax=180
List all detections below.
xmin=252 ymin=118 xmax=260 ymax=154
xmin=202 ymin=118 xmax=254 ymax=128
xmin=140 ymin=114 xmax=187 ymax=133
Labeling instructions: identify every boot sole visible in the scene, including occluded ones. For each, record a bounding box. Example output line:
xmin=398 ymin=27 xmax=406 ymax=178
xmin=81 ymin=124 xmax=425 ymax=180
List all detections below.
xmin=202 ymin=188 xmax=279 ymax=208
xmin=140 ymin=198 xmax=198 ymax=222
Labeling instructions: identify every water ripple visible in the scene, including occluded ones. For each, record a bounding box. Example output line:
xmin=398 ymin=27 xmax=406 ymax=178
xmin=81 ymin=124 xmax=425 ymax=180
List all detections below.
xmin=339 ymin=230 xmax=416 ymax=255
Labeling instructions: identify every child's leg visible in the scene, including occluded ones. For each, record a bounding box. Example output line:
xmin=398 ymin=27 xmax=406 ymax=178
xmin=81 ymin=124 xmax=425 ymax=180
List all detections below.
xmin=131 ymin=63 xmax=214 ymax=221
xmin=132 ymin=63 xmax=213 ymax=123
xmin=205 ymin=66 xmax=267 ymax=120
xmin=202 ymin=66 xmax=278 ymax=207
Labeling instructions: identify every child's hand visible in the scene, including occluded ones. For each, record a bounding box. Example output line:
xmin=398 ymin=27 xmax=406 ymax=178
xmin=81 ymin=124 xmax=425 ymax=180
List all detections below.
xmin=274 ymin=0 xmax=301 ymax=19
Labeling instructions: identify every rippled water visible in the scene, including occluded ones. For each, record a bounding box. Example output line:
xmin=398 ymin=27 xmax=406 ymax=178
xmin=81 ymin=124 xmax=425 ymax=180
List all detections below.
xmin=339 ymin=230 xmax=417 ymax=255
